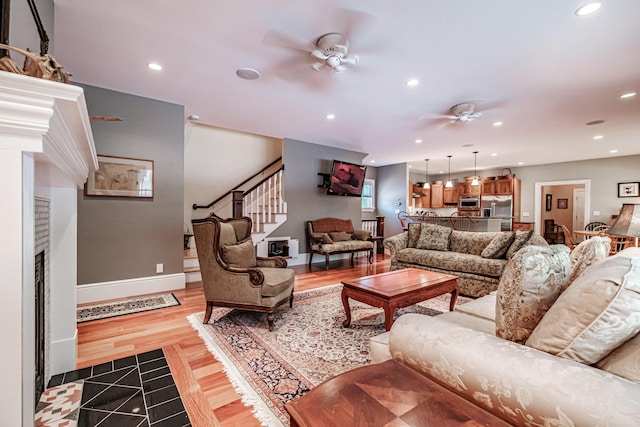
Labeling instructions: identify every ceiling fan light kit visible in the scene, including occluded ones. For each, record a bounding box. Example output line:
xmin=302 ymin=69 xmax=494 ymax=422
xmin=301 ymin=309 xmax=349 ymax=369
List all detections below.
xmin=424 ymin=159 xmax=430 ymax=189
xmin=310 ymin=33 xmax=359 ymax=72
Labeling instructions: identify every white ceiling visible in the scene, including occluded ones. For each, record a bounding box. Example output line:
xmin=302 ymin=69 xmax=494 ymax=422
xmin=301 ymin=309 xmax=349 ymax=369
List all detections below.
xmin=53 ymin=1 xmax=640 ymax=175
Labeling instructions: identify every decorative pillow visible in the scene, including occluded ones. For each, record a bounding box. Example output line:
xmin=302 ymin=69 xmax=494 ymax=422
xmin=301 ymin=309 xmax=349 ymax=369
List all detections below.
xmin=352 ymin=229 xmax=372 ymax=241
xmin=329 ymin=231 xmax=350 ymax=242
xmin=526 ymin=256 xmax=640 ymax=364
xmin=567 ymin=235 xmax=611 ymax=285
xmin=407 ymin=222 xmax=421 ymax=248
xmin=506 ymin=229 xmax=534 ymax=259
xmin=495 ymin=244 xmax=571 ymax=344
xmin=416 ymin=223 xmax=452 ymax=251
xmin=311 ymin=232 xmax=333 ymax=244
xmin=526 ymin=235 xmax=550 ymax=247
xmin=481 ymin=232 xmax=515 ymax=259
xmin=596 ymin=332 xmax=640 ymax=382
xmin=221 ymin=238 xmax=256 ymax=268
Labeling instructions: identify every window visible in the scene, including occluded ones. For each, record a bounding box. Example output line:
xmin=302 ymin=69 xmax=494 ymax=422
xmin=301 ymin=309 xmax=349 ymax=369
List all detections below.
xmin=361 ymin=179 xmax=375 ymax=212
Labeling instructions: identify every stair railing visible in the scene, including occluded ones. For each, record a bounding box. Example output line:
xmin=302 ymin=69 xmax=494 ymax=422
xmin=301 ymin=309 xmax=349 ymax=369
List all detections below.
xmin=192 ymin=157 xmax=282 ymax=212
xmin=240 ymin=167 xmax=286 ymax=233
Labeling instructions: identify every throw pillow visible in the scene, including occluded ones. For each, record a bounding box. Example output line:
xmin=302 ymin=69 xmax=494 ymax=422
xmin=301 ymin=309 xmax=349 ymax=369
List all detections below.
xmin=596 ymin=332 xmax=640 ymax=383
xmin=567 ymin=235 xmax=611 ymax=285
xmin=495 ymin=244 xmax=571 ymax=344
xmin=329 ymin=231 xmax=350 ymax=242
xmin=352 ymin=229 xmax=372 ymax=241
xmin=416 ymin=223 xmax=452 ymax=251
xmin=526 ymin=255 xmax=640 ymax=365
xmin=407 ymin=222 xmax=421 ymax=248
xmin=481 ymin=232 xmax=515 ymax=259
xmin=506 ymin=229 xmax=534 ymax=259
xmin=221 ymin=238 xmax=256 ymax=268
xmin=311 ymin=232 xmax=333 ymax=244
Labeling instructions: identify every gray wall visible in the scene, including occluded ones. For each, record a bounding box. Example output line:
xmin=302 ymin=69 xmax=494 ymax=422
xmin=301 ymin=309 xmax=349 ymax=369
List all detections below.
xmin=273 ymin=139 xmax=368 ymax=250
xmin=77 ymin=84 xmax=184 ymax=285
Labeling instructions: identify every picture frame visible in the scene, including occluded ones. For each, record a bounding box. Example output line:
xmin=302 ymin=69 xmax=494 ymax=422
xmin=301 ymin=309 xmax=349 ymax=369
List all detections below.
xmin=557 ymin=198 xmax=568 ymax=209
xmin=85 ymin=155 xmax=154 ymax=198
xmin=545 ymin=194 xmax=552 ymax=211
xmin=618 ymin=182 xmax=640 ymax=198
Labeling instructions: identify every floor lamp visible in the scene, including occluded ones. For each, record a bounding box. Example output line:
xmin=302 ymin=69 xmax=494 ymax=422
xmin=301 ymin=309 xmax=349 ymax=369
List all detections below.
xmin=607 ymin=204 xmax=640 ymax=247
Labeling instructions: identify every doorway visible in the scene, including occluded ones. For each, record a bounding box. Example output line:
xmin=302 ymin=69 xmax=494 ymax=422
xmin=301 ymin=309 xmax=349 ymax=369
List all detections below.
xmin=534 ymin=179 xmax=590 ymax=237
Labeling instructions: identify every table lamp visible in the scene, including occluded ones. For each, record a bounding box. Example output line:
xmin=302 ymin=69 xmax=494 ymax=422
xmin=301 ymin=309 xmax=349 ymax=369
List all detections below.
xmin=607 ymin=203 xmax=640 ymax=247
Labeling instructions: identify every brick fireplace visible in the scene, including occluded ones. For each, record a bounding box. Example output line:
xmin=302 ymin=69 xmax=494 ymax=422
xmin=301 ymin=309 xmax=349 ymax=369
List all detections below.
xmin=0 ymin=72 xmax=97 ymax=425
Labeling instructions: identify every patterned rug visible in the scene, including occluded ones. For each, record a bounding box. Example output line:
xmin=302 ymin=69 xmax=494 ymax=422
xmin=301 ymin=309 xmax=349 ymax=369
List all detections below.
xmin=187 ymin=284 xmax=470 ymax=426
xmin=77 ymin=292 xmax=180 ymax=323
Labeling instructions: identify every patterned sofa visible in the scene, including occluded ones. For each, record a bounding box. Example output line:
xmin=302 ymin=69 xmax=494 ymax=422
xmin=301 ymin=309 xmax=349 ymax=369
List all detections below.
xmin=306 ymin=218 xmax=374 ymax=270
xmin=370 ymin=240 xmax=640 ymax=426
xmin=384 ymin=223 xmax=538 ymax=297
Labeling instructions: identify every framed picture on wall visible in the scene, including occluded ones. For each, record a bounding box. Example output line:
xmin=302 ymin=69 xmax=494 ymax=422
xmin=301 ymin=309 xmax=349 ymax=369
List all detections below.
xmin=557 ymin=198 xmax=568 ymax=209
xmin=618 ymin=182 xmax=640 ymax=198
xmin=545 ymin=194 xmax=552 ymax=211
xmin=85 ymin=155 xmax=154 ymax=198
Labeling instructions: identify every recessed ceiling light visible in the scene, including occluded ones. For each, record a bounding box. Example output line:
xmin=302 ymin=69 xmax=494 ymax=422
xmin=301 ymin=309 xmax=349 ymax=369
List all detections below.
xmin=620 ymin=92 xmax=637 ymax=99
xmin=609 ymin=149 xmax=618 ymax=153
xmin=491 ymin=153 xmax=498 ymax=157
xmin=406 ymin=79 xmax=419 ymax=87
xmin=370 ymin=160 xmax=375 ymax=163
xmin=493 ymin=121 xmax=503 ymax=127
xmin=575 ymin=2 xmax=601 ymax=16
xmin=415 ymin=139 xmax=423 ymax=144
xmin=593 ymin=135 xmax=603 ymax=140
xmin=517 ymin=162 xmax=524 ymax=165
xmin=408 ymin=165 xmax=413 ymax=168
xmin=326 ymin=114 xmax=335 ymax=120
xmin=147 ymin=63 xmax=162 ymax=71
xmin=586 ymin=120 xmax=606 ymax=126
xmin=236 ymin=68 xmax=260 ymax=80
xmin=188 ymin=115 xmax=200 ymax=121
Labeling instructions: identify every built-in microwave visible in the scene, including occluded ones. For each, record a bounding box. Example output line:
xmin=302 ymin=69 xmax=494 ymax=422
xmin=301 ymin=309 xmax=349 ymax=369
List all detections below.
xmin=458 ymin=196 xmax=480 ymax=210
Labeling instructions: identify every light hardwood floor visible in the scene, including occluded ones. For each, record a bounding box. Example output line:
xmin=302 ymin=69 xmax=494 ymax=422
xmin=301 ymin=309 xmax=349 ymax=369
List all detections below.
xmin=76 ymin=254 xmax=390 ymax=427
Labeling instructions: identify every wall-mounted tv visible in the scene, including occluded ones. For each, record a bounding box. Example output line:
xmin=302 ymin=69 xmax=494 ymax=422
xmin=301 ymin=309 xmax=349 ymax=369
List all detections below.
xmin=327 ymin=160 xmax=367 ymax=197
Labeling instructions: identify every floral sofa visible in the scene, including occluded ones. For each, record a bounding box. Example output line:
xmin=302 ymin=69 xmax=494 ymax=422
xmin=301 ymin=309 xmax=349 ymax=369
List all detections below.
xmin=306 ymin=218 xmax=374 ymax=270
xmin=384 ymin=222 xmax=539 ymax=297
xmin=370 ymin=239 xmax=640 ymax=426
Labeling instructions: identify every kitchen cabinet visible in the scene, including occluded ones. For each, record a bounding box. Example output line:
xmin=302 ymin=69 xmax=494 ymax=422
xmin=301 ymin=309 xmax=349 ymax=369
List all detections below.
xmin=457 ymin=181 xmax=481 ymax=196
xmin=495 ymin=178 xmax=514 ymax=195
xmin=512 ymin=222 xmax=534 ymax=231
xmin=481 ymin=180 xmax=496 ymax=195
xmin=430 ymin=184 xmax=444 ymax=208
xmin=443 ymin=186 xmax=458 ymax=205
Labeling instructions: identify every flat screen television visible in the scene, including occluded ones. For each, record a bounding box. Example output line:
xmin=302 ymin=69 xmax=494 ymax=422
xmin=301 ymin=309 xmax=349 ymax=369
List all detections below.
xmin=327 ymin=160 xmax=367 ymax=197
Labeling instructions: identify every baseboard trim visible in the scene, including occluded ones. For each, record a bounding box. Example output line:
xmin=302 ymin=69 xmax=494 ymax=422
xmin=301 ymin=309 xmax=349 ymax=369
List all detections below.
xmin=77 ymin=273 xmax=186 ymax=304
xmin=49 ymin=330 xmax=77 ymax=376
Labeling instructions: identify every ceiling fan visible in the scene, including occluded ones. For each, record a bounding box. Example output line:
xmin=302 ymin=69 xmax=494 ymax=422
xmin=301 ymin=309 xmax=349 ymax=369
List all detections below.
xmin=419 ymin=103 xmax=484 ymax=123
xmin=89 ymin=116 xmax=123 ymax=122
xmin=262 ymin=8 xmax=374 ymax=74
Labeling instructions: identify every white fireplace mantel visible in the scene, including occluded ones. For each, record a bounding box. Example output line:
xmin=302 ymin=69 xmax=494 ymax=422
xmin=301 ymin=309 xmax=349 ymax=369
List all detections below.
xmin=0 ymin=72 xmax=97 ymax=426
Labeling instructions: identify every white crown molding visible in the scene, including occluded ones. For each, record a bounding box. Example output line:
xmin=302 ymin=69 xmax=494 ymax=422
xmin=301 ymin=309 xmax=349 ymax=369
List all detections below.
xmin=0 ymin=72 xmax=97 ymax=188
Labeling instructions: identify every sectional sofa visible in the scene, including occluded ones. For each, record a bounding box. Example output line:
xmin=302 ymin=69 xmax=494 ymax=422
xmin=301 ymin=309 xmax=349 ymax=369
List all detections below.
xmin=370 ymin=239 xmax=640 ymax=426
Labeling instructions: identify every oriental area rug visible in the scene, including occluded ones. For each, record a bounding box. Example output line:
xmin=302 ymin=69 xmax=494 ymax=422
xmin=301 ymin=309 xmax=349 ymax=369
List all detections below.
xmin=187 ymin=284 xmax=470 ymax=426
xmin=77 ymin=292 xmax=180 ymax=323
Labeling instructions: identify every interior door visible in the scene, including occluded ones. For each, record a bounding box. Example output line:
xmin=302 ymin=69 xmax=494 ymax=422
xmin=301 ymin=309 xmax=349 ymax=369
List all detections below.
xmin=573 ymin=189 xmax=585 ymax=239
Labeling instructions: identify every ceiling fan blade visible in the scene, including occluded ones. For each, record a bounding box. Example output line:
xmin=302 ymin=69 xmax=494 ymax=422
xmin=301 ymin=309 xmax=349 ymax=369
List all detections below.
xmin=418 ymin=113 xmax=457 ymax=120
xmin=335 ymin=7 xmax=377 ymax=43
xmin=262 ymin=29 xmax=315 ymax=53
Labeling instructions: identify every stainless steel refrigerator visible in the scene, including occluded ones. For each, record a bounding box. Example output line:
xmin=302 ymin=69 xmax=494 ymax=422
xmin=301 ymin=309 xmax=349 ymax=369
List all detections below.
xmin=481 ymin=195 xmax=513 ymax=231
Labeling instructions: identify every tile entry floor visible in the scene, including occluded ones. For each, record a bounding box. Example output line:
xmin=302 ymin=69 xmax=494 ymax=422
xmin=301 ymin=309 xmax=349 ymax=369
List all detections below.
xmin=38 ymin=348 xmax=191 ymax=427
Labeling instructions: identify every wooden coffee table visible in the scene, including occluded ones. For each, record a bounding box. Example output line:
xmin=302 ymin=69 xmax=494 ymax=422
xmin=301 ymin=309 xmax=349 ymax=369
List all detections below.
xmin=341 ymin=268 xmax=459 ymax=331
xmin=285 ymin=359 xmax=511 ymax=427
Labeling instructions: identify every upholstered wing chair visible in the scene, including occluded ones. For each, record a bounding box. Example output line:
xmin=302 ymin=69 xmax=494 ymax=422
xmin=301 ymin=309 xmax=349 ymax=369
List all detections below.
xmin=192 ymin=215 xmax=295 ymax=331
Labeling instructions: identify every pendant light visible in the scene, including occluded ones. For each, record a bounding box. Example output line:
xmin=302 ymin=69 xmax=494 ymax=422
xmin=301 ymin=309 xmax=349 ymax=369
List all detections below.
xmin=423 ymin=159 xmax=430 ymax=189
xmin=445 ymin=155 xmax=454 ymax=188
xmin=471 ymin=151 xmax=480 ymax=186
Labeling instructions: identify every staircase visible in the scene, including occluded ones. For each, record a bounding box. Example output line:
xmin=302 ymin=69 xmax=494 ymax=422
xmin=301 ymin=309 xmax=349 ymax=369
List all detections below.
xmin=185 ymin=162 xmax=287 ymax=283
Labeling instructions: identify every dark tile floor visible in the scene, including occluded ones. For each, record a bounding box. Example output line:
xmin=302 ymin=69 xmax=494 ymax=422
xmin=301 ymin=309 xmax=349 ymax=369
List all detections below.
xmin=46 ymin=348 xmax=191 ymax=427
